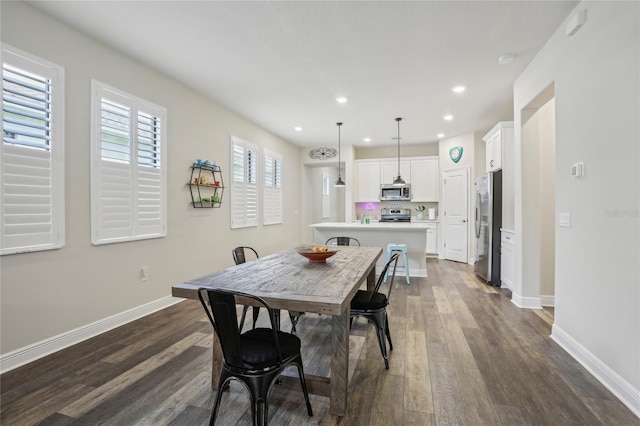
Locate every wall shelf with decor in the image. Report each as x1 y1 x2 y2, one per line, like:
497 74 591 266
187 164 224 208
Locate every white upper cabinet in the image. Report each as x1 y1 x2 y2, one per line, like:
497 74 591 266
410 157 439 202
354 156 439 203
483 121 513 173
380 160 411 185
354 160 381 202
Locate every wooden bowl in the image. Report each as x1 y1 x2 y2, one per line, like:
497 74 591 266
296 246 337 263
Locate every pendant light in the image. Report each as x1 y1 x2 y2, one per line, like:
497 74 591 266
334 122 346 187
393 117 405 185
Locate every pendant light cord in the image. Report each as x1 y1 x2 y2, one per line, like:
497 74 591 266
338 122 342 178
397 118 401 177
334 122 345 187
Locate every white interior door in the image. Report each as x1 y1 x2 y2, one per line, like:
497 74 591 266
443 168 469 263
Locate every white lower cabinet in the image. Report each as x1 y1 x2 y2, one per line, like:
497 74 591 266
500 229 515 289
426 223 437 256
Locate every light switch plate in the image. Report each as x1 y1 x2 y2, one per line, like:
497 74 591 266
571 162 584 178
559 212 571 227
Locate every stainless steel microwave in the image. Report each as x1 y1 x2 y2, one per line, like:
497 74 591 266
380 184 411 201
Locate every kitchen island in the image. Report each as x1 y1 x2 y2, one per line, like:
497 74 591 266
309 221 433 277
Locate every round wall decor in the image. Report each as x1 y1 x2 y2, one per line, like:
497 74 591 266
308 147 337 160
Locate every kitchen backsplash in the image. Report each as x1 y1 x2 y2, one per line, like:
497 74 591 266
354 201 438 220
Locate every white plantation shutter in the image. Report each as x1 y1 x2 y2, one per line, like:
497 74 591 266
230 136 258 228
322 173 330 219
1 46 65 255
263 149 282 225
91 80 166 244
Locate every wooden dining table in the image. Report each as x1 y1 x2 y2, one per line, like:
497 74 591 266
171 245 382 417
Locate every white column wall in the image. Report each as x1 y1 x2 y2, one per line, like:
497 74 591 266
513 0 639 409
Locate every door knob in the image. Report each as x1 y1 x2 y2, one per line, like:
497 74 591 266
462 219 467 223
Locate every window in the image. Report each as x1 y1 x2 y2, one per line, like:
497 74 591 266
322 173 330 219
1 45 65 255
90 80 167 245
230 135 258 228
263 149 282 225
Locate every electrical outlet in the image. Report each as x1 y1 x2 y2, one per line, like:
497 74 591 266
140 267 149 282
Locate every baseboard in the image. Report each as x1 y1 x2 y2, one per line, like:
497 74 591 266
540 294 555 307
551 324 640 418
501 278 513 291
408 267 427 278
0 296 184 374
375 266 427 278
510 291 542 309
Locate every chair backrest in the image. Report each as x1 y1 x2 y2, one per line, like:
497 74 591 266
369 253 399 303
232 246 259 265
198 288 282 369
325 237 361 246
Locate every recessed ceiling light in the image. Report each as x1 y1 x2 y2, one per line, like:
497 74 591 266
364 137 371 142
336 97 348 104
294 126 302 132
452 86 466 93
443 115 453 121
437 133 445 138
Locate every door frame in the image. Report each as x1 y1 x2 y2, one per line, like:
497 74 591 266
442 166 471 263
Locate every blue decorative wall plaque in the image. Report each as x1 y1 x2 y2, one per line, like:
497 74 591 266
449 146 463 163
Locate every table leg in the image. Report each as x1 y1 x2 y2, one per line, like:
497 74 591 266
211 331 222 390
330 307 349 416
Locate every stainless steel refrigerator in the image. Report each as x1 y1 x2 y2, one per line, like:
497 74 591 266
474 170 502 286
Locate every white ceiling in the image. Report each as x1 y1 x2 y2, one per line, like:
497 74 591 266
27 0 578 148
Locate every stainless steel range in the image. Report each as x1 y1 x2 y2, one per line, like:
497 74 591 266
380 208 411 222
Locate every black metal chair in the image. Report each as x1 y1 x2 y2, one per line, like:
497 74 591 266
198 288 313 426
232 247 300 333
232 247 261 329
325 236 361 246
350 253 399 369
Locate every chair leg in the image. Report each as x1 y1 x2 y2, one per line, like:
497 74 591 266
255 399 267 426
294 359 314 417
240 305 250 330
273 309 281 330
385 313 393 351
211 371 232 426
243 371 278 426
289 311 305 333
252 306 260 329
368 312 390 369
373 323 389 369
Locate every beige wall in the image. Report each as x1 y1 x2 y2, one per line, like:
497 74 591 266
355 143 439 160
0 2 302 354
538 99 556 301
521 109 542 301
514 0 639 395
309 166 345 225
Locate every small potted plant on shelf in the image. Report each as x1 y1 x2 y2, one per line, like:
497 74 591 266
415 205 426 220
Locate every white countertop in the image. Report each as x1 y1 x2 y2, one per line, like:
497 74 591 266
309 221 435 230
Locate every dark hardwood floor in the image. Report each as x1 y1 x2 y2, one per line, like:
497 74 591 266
2 259 637 425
